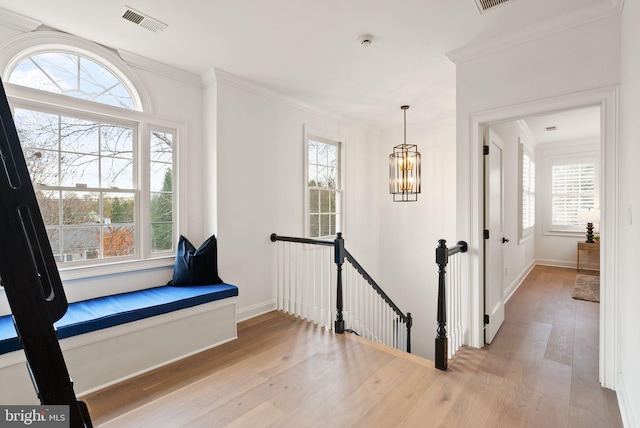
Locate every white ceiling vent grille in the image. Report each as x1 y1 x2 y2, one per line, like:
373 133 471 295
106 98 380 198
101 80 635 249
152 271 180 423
474 0 515 13
121 6 167 33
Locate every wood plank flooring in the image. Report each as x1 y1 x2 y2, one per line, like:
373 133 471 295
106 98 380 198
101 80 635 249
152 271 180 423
84 265 623 427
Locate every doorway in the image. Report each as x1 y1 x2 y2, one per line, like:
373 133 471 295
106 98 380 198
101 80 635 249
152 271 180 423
465 87 618 388
482 106 601 346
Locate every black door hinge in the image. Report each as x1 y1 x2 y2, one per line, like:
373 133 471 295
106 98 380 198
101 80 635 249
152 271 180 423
484 230 490 239
483 145 489 155
484 314 490 325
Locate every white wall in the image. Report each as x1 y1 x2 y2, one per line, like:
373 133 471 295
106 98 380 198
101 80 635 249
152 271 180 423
211 83 456 358
210 75 381 321
535 139 600 268
376 119 456 359
617 1 640 426
453 12 620 378
489 121 536 299
455 13 621 278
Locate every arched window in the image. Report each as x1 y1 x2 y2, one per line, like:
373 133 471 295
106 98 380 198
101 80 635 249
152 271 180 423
1 36 179 275
8 51 137 109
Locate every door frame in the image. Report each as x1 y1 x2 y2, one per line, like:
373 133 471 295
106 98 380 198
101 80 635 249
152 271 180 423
463 86 618 389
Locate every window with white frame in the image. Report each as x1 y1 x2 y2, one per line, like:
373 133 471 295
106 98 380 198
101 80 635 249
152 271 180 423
549 161 596 232
305 130 342 238
9 51 137 109
5 49 178 266
519 141 535 240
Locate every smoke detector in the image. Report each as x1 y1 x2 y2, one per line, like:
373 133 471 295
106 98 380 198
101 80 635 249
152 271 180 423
121 6 168 33
358 35 374 47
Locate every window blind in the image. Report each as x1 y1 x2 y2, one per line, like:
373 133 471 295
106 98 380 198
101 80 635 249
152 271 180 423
551 163 595 226
522 151 535 230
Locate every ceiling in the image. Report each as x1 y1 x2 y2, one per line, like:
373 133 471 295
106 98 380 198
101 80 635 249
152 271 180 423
0 0 612 130
522 106 601 145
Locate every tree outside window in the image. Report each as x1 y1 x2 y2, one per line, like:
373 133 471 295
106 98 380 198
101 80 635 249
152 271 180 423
7 50 177 266
307 137 341 238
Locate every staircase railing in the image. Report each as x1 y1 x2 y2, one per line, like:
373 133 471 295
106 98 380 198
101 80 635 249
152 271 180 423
271 232 412 353
435 239 468 370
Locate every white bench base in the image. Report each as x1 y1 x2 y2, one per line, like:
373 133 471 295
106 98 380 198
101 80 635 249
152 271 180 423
0 297 237 404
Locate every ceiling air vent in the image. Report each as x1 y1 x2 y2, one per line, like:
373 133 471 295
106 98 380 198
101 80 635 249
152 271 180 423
474 0 515 13
121 6 167 33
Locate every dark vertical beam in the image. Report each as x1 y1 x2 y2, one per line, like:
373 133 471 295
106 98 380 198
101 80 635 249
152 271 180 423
334 232 345 334
435 239 448 370
406 312 412 353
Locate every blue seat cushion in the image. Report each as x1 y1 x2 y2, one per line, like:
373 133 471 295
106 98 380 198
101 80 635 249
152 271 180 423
0 283 238 355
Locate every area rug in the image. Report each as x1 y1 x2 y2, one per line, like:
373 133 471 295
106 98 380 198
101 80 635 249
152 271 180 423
572 274 600 303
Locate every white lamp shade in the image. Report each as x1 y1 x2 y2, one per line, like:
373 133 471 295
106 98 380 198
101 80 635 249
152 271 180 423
577 208 601 224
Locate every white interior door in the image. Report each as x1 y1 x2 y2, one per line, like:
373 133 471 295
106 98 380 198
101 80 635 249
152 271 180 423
484 127 506 344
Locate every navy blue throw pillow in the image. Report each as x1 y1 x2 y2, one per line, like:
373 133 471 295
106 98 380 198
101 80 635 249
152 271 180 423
169 235 224 286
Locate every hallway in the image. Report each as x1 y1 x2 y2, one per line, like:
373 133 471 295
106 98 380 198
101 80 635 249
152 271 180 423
462 265 622 427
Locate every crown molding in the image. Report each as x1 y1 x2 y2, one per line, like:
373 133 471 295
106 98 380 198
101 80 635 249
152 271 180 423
0 7 41 33
446 0 623 65
611 0 625 13
200 68 217 88
117 49 202 88
211 68 343 122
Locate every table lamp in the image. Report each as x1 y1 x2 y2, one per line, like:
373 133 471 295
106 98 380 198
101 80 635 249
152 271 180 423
577 208 600 243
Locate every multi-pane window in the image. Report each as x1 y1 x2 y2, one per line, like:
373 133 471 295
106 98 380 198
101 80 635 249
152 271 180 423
150 130 174 253
9 52 137 109
520 145 535 237
6 49 177 266
15 107 137 262
307 137 341 238
551 162 596 229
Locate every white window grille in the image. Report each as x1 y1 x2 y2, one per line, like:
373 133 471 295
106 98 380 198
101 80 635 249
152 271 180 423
519 141 535 240
551 162 596 231
304 126 343 239
5 49 178 268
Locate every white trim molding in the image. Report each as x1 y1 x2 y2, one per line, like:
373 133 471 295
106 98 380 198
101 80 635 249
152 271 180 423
465 86 619 390
213 68 343 123
118 49 202 88
236 299 277 323
0 31 151 113
0 7 41 33
447 1 624 65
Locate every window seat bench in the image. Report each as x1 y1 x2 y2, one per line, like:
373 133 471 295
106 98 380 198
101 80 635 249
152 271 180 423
0 283 238 404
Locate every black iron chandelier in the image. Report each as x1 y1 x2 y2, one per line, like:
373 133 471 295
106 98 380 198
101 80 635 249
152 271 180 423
389 105 421 202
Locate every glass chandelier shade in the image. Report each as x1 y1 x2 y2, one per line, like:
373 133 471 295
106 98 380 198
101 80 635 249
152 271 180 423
389 106 421 202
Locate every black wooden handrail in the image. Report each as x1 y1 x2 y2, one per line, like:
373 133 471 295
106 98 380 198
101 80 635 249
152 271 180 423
271 232 412 353
344 250 412 329
446 241 468 257
270 233 333 247
435 239 468 371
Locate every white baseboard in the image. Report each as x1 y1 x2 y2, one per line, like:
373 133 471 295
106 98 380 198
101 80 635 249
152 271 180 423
617 374 639 428
504 260 536 303
237 299 277 322
533 258 577 269
616 373 639 428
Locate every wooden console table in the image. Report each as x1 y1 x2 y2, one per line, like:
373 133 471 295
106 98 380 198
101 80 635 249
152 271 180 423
577 241 600 271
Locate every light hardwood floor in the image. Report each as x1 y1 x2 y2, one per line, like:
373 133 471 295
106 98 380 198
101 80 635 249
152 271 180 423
84 265 623 427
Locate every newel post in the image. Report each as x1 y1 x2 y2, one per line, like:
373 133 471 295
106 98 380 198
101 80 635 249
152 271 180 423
435 239 448 370
406 312 413 353
334 233 346 334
